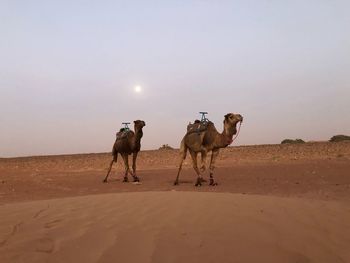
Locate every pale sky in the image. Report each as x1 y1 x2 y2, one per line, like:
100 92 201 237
1 0 349 157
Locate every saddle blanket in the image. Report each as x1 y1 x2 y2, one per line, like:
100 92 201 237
186 120 210 134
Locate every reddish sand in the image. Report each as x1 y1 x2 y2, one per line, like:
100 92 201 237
0 142 350 262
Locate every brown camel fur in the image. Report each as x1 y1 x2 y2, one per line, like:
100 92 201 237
103 120 146 183
174 113 243 186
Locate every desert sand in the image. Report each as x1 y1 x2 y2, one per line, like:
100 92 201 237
1 142 350 262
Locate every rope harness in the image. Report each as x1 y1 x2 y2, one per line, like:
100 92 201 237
229 121 242 145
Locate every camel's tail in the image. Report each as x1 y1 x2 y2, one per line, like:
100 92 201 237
179 138 187 160
174 138 187 185
112 141 119 160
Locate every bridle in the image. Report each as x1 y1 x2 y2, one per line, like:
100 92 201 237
228 120 242 145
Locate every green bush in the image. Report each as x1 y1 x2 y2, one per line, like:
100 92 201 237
329 135 350 142
281 139 305 144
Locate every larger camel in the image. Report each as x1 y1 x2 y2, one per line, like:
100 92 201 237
103 120 146 183
174 113 243 186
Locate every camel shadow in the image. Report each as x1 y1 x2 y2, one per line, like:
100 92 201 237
172 180 195 184
102 178 122 183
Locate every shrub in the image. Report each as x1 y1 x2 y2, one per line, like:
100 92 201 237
329 135 350 142
281 139 305 144
159 144 174 150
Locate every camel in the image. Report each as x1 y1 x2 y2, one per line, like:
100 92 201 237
103 120 146 183
174 113 243 186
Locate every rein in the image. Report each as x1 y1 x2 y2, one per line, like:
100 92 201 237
229 121 242 145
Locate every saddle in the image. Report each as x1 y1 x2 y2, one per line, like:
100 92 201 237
116 128 131 140
186 120 210 135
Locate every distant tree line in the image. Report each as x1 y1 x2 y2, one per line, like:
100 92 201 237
281 134 350 144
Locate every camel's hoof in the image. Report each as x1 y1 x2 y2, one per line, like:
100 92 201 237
123 177 129 183
174 181 179 186
133 176 140 182
209 179 218 186
103 179 107 183
195 179 202 187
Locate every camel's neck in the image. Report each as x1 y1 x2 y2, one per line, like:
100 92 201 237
216 123 237 148
133 127 144 145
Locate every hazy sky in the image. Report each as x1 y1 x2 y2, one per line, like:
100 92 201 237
1 0 349 157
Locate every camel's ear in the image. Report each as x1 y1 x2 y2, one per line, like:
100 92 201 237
224 113 231 120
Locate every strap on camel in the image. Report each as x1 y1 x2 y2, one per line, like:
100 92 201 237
229 121 242 144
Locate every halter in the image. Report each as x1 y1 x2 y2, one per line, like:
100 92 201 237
228 121 242 145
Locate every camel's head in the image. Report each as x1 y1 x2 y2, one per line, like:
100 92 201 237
224 113 243 125
223 113 243 132
134 120 146 129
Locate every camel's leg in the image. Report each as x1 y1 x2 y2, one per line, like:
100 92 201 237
132 151 140 182
198 151 208 183
189 150 203 186
174 139 187 185
200 150 208 172
121 153 130 182
174 156 185 185
103 154 117 183
209 149 220 186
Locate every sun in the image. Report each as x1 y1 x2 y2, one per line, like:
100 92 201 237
134 85 142 93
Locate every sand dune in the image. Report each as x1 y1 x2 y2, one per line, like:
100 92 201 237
1 191 349 263
1 142 349 262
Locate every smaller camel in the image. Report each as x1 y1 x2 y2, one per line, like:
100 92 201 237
103 120 146 183
174 113 243 186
